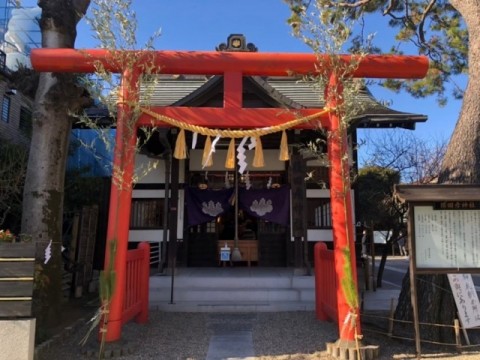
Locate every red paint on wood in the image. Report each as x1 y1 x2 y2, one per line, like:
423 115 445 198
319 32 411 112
118 242 150 326
102 69 139 342
224 71 243 109
136 242 150 324
314 242 337 322
30 49 429 79
326 73 361 341
138 107 329 129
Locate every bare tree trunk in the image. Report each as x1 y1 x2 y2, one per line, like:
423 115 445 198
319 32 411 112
395 0 480 343
21 0 90 334
375 244 388 288
395 272 456 342
439 0 480 184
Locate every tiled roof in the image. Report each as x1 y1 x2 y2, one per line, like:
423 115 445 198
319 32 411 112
136 75 426 129
89 75 426 130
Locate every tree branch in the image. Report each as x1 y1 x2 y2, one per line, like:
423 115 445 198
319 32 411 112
418 0 437 44
328 0 372 8
383 0 396 16
72 0 91 24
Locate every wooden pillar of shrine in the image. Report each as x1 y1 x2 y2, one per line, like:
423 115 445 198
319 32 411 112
102 69 139 342
326 72 361 343
290 148 308 272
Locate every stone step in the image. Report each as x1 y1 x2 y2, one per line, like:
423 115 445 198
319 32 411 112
150 300 315 313
150 287 315 303
148 273 315 312
150 275 314 289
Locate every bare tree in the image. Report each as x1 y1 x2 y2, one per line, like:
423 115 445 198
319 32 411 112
359 131 447 292
362 130 447 184
21 0 91 331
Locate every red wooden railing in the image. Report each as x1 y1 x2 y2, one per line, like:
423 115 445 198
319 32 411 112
122 242 150 325
314 242 338 322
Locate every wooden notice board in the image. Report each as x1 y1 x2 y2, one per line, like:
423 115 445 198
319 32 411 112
394 184 480 357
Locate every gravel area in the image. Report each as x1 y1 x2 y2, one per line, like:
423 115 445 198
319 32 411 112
36 311 480 360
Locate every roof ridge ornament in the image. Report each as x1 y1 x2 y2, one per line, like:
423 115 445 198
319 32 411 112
216 34 258 52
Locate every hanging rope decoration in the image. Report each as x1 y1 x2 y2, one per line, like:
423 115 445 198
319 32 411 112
141 107 333 169
225 138 236 169
202 136 213 167
253 136 264 167
173 128 187 159
279 130 289 161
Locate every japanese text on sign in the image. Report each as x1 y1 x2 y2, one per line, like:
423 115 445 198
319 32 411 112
414 206 480 269
447 274 480 329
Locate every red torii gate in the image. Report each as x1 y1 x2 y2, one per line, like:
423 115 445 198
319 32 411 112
31 49 428 345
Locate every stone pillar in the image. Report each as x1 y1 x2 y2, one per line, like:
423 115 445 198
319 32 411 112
0 319 35 360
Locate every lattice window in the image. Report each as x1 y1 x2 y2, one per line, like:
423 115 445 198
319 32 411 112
307 198 332 229
130 198 164 229
205 220 217 233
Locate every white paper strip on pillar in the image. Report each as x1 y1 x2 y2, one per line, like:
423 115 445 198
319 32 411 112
202 135 221 169
192 132 198 149
44 239 52 264
248 136 256 150
237 137 249 174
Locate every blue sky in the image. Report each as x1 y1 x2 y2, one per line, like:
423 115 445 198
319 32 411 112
52 1 466 149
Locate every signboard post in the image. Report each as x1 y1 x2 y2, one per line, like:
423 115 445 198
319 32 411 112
394 185 480 358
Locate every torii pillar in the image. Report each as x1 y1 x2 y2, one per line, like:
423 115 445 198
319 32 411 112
30 49 428 350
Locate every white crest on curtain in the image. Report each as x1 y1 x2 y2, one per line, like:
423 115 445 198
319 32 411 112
250 198 273 216
201 201 224 217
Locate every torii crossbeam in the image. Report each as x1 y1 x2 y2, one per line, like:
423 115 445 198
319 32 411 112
31 49 428 345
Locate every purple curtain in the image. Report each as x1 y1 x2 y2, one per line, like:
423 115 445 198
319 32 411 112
238 185 290 226
185 187 234 226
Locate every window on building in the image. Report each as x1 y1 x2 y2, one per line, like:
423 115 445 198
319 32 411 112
205 220 217 233
1 96 10 123
19 107 32 136
307 198 332 229
130 198 164 229
188 220 217 234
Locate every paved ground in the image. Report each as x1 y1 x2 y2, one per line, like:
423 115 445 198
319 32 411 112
34 262 480 359
35 309 480 360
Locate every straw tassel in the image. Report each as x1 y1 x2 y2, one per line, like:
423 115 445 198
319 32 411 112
225 138 236 169
173 128 187 160
202 135 213 167
279 130 289 161
253 136 265 168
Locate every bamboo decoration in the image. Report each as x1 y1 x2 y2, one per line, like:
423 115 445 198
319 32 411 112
253 136 264 168
173 128 187 159
202 135 213 167
225 138 236 169
279 130 289 161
